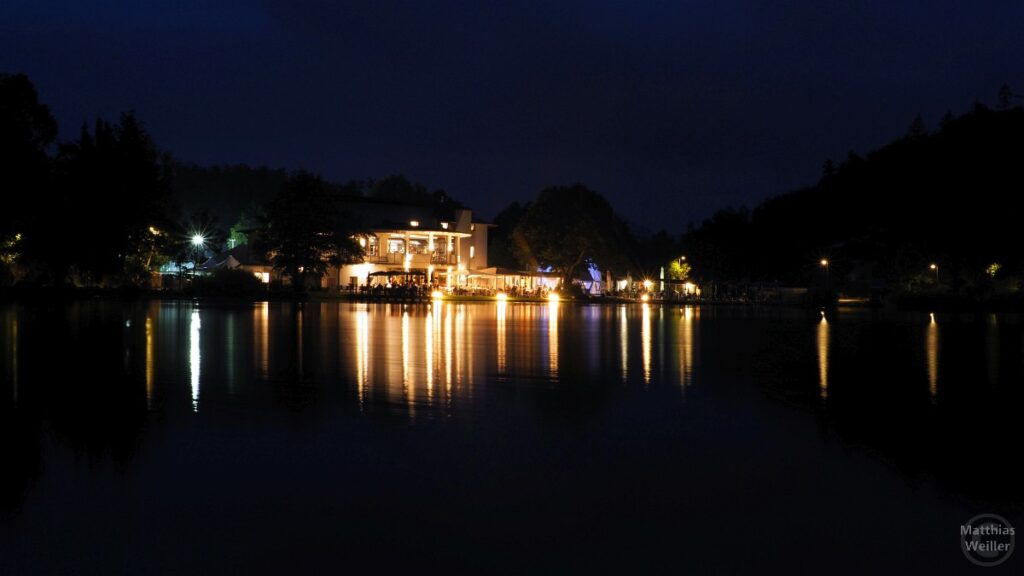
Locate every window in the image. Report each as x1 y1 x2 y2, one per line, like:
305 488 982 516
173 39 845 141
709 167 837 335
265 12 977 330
367 236 378 256
470 245 475 259
408 238 430 254
388 239 405 254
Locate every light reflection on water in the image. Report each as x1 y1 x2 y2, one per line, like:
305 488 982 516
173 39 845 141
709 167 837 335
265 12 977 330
189 307 200 413
927 313 938 399
4 302 1024 422
3 301 1024 575
817 311 829 401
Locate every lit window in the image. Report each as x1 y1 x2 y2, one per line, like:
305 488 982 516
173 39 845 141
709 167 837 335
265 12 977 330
408 238 430 254
471 224 476 231
441 222 448 230
388 239 405 254
470 246 475 259
410 220 420 227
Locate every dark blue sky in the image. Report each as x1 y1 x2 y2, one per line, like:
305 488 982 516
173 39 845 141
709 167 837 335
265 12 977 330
3 1 1023 230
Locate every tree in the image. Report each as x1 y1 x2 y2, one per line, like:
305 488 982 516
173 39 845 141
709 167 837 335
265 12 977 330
260 171 363 290
513 184 628 286
668 259 691 281
998 83 1014 110
488 201 528 269
46 114 172 285
0 73 57 272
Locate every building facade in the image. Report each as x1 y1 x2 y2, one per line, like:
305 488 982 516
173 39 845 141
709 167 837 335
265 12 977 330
336 204 492 290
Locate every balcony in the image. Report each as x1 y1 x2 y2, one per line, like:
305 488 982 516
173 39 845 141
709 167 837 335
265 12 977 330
372 252 457 266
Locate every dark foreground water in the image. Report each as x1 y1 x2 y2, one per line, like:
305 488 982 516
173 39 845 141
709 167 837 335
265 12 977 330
0 300 1021 574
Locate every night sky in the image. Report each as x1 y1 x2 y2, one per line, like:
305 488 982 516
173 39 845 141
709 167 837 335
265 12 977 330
3 1 1023 230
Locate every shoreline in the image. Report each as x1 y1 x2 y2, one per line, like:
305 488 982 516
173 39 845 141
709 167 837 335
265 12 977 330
4 286 1024 312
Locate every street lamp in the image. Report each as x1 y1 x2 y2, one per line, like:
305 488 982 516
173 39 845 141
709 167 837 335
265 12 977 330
929 263 938 284
191 234 205 278
820 259 830 287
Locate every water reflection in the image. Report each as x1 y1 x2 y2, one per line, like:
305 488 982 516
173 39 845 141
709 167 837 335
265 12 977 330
402 310 413 417
619 306 628 383
496 300 507 374
355 308 369 410
30 301 1019 423
189 308 201 412
548 299 559 377
145 314 154 409
641 303 652 385
679 306 695 388
987 314 999 387
817 311 829 401
2 308 17 404
255 302 269 379
926 313 938 399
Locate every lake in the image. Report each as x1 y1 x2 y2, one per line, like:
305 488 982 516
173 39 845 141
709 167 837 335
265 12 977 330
1 300 1021 573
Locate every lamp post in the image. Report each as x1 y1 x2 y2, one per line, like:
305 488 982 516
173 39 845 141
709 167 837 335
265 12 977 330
820 259 830 288
929 263 938 284
191 234 205 279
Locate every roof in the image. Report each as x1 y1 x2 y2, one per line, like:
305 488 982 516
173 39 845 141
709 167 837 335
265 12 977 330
198 243 269 270
340 200 461 233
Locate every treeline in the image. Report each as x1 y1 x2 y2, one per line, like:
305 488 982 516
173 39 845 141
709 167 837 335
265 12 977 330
489 96 1024 299
680 100 1024 296
0 72 461 290
6 68 1023 299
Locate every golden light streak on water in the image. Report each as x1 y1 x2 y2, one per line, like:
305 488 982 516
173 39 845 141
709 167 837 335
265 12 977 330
255 302 269 379
641 303 651 386
402 310 413 418
927 313 938 399
548 299 559 377
145 315 154 409
620 306 628 383
817 312 829 401
679 306 694 388
496 300 507 374
356 308 369 411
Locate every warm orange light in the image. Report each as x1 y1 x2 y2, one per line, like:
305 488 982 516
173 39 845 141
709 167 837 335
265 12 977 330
548 292 560 303
820 259 829 267
496 292 508 301
929 263 937 270
431 290 444 300
640 293 650 303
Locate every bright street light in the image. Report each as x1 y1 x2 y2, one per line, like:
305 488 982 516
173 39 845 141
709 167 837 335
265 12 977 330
191 234 205 247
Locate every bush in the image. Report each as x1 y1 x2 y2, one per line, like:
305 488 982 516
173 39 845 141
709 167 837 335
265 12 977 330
191 268 267 297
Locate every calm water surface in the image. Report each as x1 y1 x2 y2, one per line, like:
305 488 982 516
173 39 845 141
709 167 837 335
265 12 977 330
0 301 1022 573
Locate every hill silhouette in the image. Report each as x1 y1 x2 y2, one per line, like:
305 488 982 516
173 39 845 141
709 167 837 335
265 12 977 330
684 102 1024 297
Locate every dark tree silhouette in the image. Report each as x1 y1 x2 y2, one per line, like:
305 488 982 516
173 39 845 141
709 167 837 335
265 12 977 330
23 112 172 286
0 73 57 281
513 184 630 286
260 171 363 290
